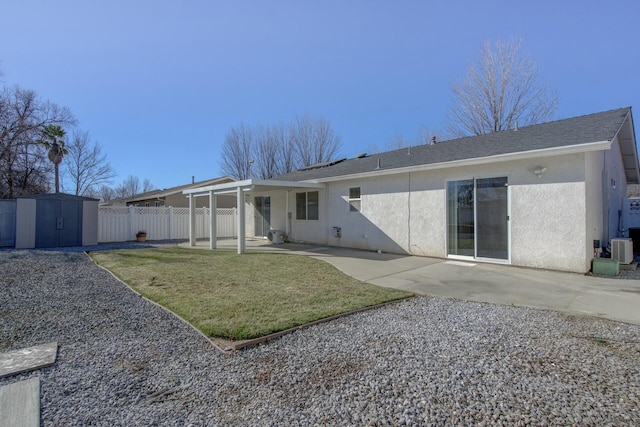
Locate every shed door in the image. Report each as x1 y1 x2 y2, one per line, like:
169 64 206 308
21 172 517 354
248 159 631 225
0 200 16 247
36 200 83 248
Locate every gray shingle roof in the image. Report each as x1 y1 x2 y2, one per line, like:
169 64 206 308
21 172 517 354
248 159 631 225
275 107 632 182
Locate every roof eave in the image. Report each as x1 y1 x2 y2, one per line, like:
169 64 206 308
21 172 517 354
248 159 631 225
183 179 325 196
309 140 613 183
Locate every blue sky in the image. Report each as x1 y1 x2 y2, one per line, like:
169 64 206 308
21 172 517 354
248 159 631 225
1 1 639 190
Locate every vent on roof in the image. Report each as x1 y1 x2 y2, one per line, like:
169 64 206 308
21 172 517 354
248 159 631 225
356 152 367 158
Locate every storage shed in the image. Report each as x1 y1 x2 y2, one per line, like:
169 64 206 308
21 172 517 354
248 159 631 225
15 193 99 249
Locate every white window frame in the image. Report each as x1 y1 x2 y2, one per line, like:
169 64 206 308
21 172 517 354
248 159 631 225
296 191 319 220
348 187 361 212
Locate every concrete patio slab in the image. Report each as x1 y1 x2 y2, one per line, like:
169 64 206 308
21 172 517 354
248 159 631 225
182 239 640 325
0 342 58 379
0 377 40 427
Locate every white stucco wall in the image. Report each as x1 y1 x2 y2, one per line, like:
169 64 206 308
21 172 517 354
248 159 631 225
604 135 628 241
508 154 587 272
408 171 446 257
585 150 604 267
245 149 615 272
322 176 410 252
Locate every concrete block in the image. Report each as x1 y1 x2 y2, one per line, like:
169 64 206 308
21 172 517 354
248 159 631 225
0 342 58 379
0 377 40 427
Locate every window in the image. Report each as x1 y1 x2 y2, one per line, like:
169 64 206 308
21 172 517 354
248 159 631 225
348 187 361 212
155 201 165 207
296 191 319 220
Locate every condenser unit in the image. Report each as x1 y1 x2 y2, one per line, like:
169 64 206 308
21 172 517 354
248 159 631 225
267 230 285 244
611 238 633 264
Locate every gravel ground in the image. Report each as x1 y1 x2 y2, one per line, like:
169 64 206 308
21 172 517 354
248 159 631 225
1 250 639 426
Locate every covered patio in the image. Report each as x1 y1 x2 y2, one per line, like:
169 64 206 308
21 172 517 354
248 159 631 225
182 179 324 253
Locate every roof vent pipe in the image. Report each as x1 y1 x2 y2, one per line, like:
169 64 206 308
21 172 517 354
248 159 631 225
431 136 436 144
376 158 381 169
514 121 518 131
407 146 411 155
192 176 195 184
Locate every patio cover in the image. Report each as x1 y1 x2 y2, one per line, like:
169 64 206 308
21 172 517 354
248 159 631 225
183 179 324 253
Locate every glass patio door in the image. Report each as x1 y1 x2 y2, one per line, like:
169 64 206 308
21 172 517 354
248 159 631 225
447 180 475 256
447 177 509 261
254 196 271 237
475 177 508 260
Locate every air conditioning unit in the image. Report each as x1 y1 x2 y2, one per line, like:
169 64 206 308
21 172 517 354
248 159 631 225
267 230 285 244
611 238 633 264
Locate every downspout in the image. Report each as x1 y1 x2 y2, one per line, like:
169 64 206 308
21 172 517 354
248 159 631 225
407 172 411 252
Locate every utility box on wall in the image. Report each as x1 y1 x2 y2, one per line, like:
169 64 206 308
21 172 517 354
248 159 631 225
15 193 99 249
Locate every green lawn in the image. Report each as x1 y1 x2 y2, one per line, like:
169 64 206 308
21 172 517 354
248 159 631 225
90 248 412 340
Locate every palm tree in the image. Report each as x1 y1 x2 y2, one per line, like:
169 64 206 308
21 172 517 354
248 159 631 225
39 125 68 193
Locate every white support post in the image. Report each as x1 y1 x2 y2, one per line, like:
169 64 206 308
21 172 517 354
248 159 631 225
237 187 245 254
189 194 196 246
209 190 217 249
128 205 135 240
167 207 173 240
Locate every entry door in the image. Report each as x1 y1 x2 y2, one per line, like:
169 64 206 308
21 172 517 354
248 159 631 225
447 177 509 261
254 196 271 237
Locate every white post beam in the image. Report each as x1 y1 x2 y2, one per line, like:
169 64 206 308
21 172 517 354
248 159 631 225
189 194 196 246
209 190 217 249
237 187 245 254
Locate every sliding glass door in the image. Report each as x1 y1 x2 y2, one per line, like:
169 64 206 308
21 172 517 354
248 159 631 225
447 177 509 261
254 196 271 237
447 180 475 256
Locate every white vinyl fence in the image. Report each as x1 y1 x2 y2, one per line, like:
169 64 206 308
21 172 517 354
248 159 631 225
98 206 237 243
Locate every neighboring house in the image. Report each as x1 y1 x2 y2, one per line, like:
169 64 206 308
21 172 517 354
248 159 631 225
102 177 237 208
184 107 639 273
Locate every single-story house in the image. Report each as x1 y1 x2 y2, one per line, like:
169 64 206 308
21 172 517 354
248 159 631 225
184 107 639 273
102 176 237 208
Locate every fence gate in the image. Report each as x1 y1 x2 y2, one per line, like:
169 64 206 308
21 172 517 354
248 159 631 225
0 200 16 247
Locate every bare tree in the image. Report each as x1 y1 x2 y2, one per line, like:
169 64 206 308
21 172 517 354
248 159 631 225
98 185 115 202
290 114 342 168
0 85 75 198
219 123 254 180
447 38 557 137
254 124 279 179
277 123 297 175
252 123 299 179
219 116 342 179
113 175 140 199
142 178 155 193
63 130 116 196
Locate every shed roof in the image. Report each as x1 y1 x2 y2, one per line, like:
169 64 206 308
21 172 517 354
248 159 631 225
275 107 637 183
16 193 99 201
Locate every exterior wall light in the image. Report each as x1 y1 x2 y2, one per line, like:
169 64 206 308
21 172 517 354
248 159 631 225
534 166 547 178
